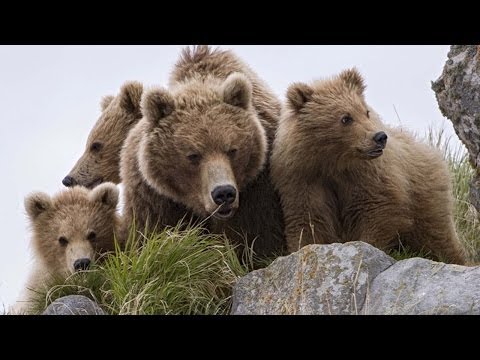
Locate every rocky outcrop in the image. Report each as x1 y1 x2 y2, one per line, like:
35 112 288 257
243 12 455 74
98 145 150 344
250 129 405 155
232 242 480 315
432 45 480 210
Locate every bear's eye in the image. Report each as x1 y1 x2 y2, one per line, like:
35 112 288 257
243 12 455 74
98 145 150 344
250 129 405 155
341 115 353 125
227 148 238 158
58 236 68 246
187 153 202 164
87 231 96 242
366 110 370 118
90 142 103 153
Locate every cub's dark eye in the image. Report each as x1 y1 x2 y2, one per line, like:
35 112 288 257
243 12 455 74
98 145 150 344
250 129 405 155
366 110 370 118
341 115 353 125
87 231 97 242
90 142 103 153
227 148 238 158
58 236 68 246
187 153 202 164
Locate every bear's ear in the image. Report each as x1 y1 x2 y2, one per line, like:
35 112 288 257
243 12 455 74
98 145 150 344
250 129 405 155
340 68 366 95
25 192 52 220
89 182 119 209
286 82 314 112
141 87 175 124
222 72 252 110
100 95 115 111
119 81 144 114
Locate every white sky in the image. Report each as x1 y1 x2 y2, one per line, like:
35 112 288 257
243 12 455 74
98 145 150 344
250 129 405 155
0 45 458 309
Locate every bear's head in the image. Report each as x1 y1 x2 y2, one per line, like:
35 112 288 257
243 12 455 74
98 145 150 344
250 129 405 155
285 68 388 170
138 72 267 220
24 183 120 275
62 81 144 188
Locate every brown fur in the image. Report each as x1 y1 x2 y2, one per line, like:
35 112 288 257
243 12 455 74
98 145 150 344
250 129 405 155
121 46 285 257
64 81 143 188
12 183 121 314
271 68 467 264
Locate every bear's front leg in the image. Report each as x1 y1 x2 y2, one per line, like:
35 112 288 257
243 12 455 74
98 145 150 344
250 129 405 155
282 184 342 254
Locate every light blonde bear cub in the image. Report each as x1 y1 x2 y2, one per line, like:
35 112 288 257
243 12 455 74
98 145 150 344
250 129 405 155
11 183 121 314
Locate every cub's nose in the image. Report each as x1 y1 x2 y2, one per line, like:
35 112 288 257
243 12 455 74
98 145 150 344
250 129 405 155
373 131 388 147
62 175 76 187
74 258 91 271
211 185 237 206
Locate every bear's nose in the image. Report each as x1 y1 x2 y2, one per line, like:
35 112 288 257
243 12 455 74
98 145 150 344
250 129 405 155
62 175 76 187
211 185 237 206
373 131 388 147
74 258 91 271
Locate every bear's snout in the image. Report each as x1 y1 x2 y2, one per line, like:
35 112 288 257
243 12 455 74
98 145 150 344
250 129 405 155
211 185 237 206
211 185 238 219
62 175 76 187
73 258 91 271
373 131 388 148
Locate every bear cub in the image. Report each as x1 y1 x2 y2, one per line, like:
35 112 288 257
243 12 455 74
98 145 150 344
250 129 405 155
271 68 467 265
12 183 121 314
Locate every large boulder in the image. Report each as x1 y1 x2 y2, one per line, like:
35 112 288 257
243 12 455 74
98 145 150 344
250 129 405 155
232 242 480 315
232 242 395 315
367 258 480 315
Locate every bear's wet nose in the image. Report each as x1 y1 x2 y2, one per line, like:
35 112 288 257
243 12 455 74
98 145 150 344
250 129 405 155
211 185 237 205
74 258 91 271
62 175 76 187
373 131 388 147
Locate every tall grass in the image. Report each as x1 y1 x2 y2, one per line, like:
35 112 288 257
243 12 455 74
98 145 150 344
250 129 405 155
29 223 249 315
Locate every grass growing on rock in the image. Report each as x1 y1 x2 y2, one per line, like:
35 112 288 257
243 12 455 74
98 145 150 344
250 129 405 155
30 223 250 315
437 133 480 264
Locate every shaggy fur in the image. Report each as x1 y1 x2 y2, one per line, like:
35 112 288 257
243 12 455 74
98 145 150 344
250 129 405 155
64 81 144 188
121 45 285 257
271 68 467 264
12 183 121 314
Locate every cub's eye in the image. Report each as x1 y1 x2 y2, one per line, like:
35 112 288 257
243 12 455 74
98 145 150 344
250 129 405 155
87 231 97 242
366 110 370 118
227 148 238 158
90 142 103 153
58 237 68 246
341 115 353 125
187 153 202 164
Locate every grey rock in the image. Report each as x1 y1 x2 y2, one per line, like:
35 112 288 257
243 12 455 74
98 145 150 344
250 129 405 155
366 258 480 315
42 295 106 315
432 45 480 210
231 242 395 315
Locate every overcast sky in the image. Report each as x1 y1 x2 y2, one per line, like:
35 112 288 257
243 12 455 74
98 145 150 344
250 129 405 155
0 45 458 309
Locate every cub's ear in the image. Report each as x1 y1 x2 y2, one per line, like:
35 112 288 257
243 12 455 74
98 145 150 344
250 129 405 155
141 87 175 124
222 72 252 110
89 182 119 209
339 68 366 95
118 81 144 114
286 82 314 112
100 95 115 111
25 192 52 220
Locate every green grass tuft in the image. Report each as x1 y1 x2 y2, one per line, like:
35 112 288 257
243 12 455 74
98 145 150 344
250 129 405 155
30 223 251 315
